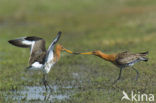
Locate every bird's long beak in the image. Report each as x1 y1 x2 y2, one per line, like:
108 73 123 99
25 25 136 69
62 48 73 54
61 46 93 55
79 52 93 55
61 47 80 54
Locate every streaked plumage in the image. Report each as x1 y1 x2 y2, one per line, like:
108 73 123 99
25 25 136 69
63 49 148 84
113 51 148 67
8 31 63 91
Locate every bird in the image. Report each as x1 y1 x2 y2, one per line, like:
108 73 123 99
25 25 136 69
8 31 66 91
63 49 148 84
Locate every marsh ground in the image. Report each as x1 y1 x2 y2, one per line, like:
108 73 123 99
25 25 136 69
0 0 156 102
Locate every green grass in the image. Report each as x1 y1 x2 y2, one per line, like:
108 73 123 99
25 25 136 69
0 0 156 102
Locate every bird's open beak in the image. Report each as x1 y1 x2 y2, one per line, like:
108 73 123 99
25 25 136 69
61 46 93 55
79 52 93 55
63 48 73 54
62 47 80 54
62 46 74 54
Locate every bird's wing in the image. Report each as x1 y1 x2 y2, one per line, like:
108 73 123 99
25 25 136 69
8 36 47 65
8 37 33 48
8 36 44 52
45 31 62 64
27 38 47 65
116 52 140 65
29 48 46 65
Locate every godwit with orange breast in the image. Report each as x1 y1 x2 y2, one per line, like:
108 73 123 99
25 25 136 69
63 49 148 84
8 31 67 91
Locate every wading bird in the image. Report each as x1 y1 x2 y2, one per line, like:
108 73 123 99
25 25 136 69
63 49 148 84
8 31 67 91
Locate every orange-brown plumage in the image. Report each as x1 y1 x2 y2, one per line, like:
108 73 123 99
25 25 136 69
53 44 75 62
53 44 63 62
91 50 117 62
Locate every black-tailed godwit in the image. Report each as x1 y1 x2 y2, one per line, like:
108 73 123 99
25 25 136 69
63 49 148 84
8 31 66 91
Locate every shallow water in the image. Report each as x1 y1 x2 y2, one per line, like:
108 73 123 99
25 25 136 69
3 85 72 102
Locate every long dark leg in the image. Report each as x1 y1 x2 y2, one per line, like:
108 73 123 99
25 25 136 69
42 74 52 92
113 68 123 84
47 82 52 92
132 67 139 80
43 74 48 91
45 74 52 91
44 92 51 101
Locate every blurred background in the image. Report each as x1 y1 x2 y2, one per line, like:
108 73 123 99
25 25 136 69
0 0 156 102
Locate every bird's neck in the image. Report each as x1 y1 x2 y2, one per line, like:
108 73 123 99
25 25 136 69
96 52 116 62
54 48 61 62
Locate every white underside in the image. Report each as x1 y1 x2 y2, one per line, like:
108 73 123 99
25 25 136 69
28 60 56 74
44 61 56 73
128 62 135 66
22 40 33 45
22 40 35 54
124 59 142 67
32 62 43 68
43 39 56 74
28 62 44 71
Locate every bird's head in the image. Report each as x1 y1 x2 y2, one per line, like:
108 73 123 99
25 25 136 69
54 44 64 61
56 44 64 51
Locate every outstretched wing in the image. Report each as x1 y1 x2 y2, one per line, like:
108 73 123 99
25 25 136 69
8 37 33 48
8 36 47 65
45 31 62 63
8 36 43 51
44 31 62 73
29 40 46 65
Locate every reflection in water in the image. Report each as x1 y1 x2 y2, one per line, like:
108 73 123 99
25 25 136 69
4 85 71 102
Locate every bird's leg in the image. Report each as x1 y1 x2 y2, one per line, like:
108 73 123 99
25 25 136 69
113 68 123 84
43 74 52 92
132 67 139 80
46 79 52 92
44 92 51 101
43 74 48 91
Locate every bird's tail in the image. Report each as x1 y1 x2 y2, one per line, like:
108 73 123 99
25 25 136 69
139 51 148 62
141 57 148 62
139 51 149 56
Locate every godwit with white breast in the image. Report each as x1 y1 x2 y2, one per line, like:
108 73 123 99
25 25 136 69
8 31 66 91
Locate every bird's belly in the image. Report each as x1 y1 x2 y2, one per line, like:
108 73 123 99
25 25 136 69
127 62 135 66
28 66 43 71
28 62 44 71
44 61 56 74
127 59 141 66
121 59 140 67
